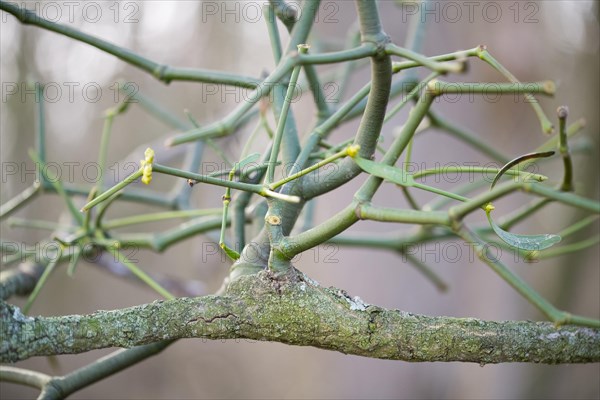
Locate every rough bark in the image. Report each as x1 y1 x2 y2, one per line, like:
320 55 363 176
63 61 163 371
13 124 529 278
2 270 598 364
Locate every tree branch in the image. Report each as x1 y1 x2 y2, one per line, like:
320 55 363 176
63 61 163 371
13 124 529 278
2 271 598 364
0 1 261 88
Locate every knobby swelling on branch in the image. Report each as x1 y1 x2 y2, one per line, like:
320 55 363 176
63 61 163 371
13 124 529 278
1 0 600 398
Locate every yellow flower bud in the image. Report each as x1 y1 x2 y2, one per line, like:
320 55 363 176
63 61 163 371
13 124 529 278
142 164 152 185
140 147 155 185
346 144 361 158
144 147 155 164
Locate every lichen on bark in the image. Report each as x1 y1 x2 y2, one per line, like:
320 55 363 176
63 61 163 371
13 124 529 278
2 270 599 364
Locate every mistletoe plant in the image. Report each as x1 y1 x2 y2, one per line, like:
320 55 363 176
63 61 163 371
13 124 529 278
1 1 599 399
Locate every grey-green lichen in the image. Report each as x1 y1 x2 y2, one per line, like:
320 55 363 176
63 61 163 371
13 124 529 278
1 270 599 364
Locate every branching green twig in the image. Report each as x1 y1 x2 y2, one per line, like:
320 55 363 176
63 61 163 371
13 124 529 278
1 2 599 398
477 46 554 134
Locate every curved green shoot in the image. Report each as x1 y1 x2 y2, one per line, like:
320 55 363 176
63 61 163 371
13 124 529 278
490 151 555 189
218 153 261 262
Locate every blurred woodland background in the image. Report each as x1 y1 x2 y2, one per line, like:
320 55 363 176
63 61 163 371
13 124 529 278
1 1 599 398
